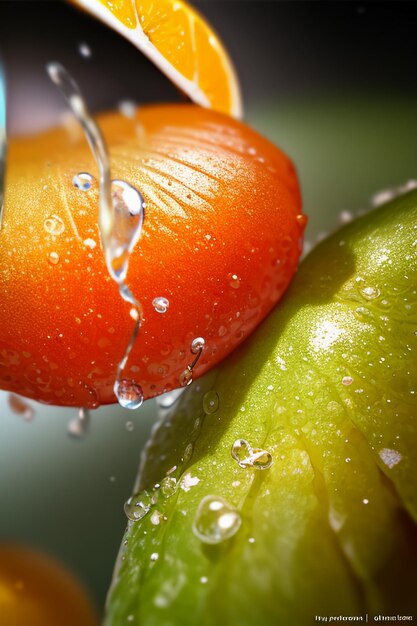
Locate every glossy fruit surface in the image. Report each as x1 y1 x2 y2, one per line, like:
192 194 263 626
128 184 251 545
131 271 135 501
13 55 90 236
105 191 417 625
0 104 303 407
0 544 98 626
70 0 242 117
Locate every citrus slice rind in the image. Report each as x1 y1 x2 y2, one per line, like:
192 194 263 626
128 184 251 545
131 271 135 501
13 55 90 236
69 0 242 118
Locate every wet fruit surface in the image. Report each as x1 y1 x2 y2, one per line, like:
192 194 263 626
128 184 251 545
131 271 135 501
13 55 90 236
0 544 98 626
0 104 303 407
105 192 417 625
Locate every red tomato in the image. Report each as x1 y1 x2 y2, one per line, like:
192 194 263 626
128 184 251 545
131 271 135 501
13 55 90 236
0 104 303 407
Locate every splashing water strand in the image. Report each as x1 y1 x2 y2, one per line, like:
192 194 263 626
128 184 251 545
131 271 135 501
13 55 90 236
0 58 7 230
47 63 145 409
179 337 205 387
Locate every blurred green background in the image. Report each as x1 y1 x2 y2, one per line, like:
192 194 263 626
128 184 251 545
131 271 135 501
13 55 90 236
1 0 417 616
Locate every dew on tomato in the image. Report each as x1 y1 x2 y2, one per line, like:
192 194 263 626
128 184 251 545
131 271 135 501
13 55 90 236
0 103 304 407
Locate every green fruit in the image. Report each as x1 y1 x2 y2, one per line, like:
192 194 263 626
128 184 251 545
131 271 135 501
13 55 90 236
105 191 417 625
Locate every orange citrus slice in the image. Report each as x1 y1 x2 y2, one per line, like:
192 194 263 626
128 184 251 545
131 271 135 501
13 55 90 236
69 0 242 118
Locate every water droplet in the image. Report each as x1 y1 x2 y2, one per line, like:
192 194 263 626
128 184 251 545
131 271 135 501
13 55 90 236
72 172 94 191
362 498 369 505
83 238 96 249
78 42 92 58
67 407 90 438
125 420 134 432
342 376 353 386
361 286 380 301
192 495 241 545
179 367 193 387
296 214 308 229
379 448 402 469
44 215 65 236
200 576 208 584
114 378 144 410
191 337 205 354
124 491 152 521
231 439 273 470
156 387 185 408
182 443 194 464
354 306 374 323
48 251 60 265
8 394 34 421
118 100 136 119
160 476 177 498
203 390 219 414
150 552 159 561
152 297 169 314
228 273 241 289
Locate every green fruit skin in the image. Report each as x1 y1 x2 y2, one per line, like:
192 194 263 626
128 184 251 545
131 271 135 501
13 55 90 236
105 191 417 626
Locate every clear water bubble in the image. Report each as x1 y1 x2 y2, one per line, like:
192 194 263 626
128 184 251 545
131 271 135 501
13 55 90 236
152 297 169 314
114 378 144 410
160 476 177 498
342 376 353 386
203 390 219 414
231 438 273 470
73 172 94 191
191 337 205 354
124 491 152 521
48 251 60 265
192 495 242 545
44 215 65 236
179 367 193 387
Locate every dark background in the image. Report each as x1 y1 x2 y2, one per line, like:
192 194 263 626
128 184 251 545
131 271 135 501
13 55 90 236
1 0 417 616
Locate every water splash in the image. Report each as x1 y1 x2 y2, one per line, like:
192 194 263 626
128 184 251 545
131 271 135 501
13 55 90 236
0 58 7 230
47 63 145 409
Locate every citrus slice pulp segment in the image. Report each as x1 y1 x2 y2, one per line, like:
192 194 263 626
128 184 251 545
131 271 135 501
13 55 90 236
69 0 242 117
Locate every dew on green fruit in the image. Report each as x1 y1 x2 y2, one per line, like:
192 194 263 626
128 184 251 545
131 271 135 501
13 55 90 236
231 439 273 470
124 491 152 521
192 495 242 545
160 476 177 498
354 306 374 323
379 448 402 469
44 215 65 236
72 172 94 191
152 297 169 314
361 286 380 300
342 376 353 386
114 379 144 410
150 552 159 562
48 251 60 265
203 390 219 414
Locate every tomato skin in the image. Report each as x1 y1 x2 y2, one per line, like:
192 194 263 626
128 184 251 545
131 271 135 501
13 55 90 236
0 544 98 626
0 104 303 407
